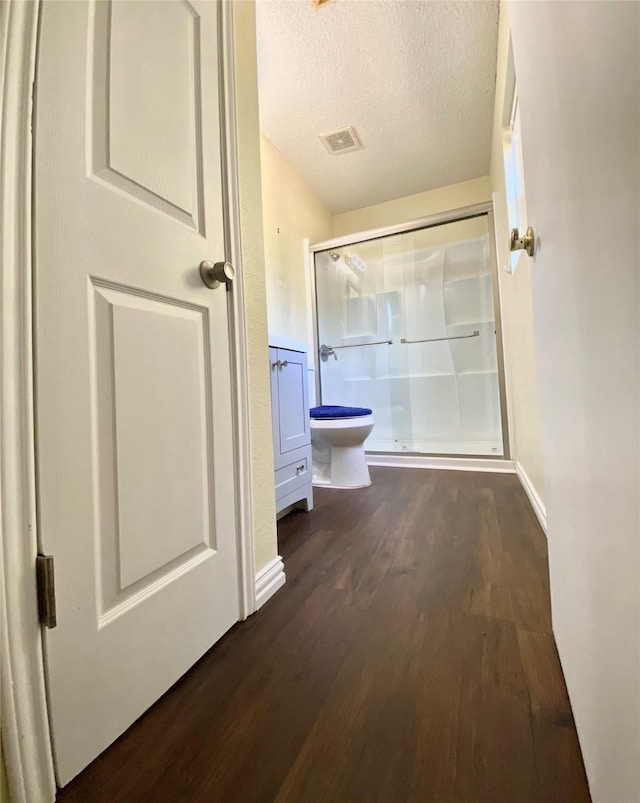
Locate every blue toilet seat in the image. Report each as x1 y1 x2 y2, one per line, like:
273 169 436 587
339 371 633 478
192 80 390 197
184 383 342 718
310 405 373 419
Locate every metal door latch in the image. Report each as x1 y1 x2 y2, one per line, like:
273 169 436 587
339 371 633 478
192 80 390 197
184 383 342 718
509 226 535 257
36 553 57 628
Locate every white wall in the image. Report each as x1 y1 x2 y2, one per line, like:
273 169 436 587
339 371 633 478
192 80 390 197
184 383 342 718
260 133 333 344
490 1 545 502
509 2 640 801
333 176 491 237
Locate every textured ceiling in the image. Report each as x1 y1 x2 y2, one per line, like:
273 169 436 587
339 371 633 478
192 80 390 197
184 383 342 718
256 0 499 214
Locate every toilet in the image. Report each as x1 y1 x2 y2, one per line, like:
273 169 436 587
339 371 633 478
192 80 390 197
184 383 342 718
309 405 374 489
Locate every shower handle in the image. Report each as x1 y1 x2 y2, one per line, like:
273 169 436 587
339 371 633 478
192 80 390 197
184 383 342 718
319 344 338 362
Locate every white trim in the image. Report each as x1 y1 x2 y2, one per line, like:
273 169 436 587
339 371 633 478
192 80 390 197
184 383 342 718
306 239 321 403
501 34 517 129
302 237 317 372
485 207 512 459
0 2 57 801
309 201 493 253
254 557 286 609
491 191 517 458
219 1 256 619
367 454 516 473
515 462 547 533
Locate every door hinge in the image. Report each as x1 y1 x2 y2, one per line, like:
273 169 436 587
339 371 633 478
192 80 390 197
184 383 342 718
31 78 36 135
36 554 57 629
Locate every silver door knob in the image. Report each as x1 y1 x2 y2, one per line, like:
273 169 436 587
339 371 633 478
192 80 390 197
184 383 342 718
199 260 235 289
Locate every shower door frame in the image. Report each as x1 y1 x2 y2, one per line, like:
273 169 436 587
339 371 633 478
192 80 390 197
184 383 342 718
308 201 511 460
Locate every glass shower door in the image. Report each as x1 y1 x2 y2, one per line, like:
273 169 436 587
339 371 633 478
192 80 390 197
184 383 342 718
314 213 505 457
314 238 394 451
389 216 503 455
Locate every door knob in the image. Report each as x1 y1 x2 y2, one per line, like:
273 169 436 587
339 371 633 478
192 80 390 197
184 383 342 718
199 260 235 289
509 227 535 258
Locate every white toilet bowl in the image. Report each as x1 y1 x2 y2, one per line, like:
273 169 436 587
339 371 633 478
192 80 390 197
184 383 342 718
310 413 374 489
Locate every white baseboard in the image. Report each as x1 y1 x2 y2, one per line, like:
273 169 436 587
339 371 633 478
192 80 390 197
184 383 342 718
255 556 286 610
367 453 516 473
515 462 547 534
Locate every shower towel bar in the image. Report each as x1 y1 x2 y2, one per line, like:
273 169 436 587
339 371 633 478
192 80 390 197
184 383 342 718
325 339 393 350
400 330 480 345
319 339 392 362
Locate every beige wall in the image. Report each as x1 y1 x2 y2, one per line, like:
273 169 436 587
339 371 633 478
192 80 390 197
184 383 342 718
333 176 491 237
490 1 545 501
260 134 333 344
233 2 277 573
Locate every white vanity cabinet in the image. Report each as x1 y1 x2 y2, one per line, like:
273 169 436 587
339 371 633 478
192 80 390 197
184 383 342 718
269 341 313 515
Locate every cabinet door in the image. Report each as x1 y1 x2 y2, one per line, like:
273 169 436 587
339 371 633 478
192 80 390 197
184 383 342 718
276 348 310 460
269 347 280 462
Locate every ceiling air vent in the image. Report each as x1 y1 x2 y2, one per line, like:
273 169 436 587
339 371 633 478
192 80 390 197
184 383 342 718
319 126 363 155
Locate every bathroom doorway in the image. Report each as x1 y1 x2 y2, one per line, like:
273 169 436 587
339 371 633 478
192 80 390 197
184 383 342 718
310 204 509 458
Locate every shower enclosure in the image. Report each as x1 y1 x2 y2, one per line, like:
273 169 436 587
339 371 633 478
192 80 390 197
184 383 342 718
312 207 508 457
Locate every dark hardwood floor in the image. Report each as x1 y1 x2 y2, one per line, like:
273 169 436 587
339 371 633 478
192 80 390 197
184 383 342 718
57 467 590 803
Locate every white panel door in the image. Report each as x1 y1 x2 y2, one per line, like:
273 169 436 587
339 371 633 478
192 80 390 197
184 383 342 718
509 4 639 802
34 0 240 785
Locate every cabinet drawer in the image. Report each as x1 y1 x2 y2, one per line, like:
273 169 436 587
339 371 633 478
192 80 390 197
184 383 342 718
275 456 310 500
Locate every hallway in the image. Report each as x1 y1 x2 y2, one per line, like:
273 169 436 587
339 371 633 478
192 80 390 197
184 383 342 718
57 467 590 802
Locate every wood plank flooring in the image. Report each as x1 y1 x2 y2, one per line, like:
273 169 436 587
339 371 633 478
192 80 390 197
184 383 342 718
57 467 591 803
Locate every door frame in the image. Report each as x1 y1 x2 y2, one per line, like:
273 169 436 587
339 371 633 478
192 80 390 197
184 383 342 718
0 2 255 800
